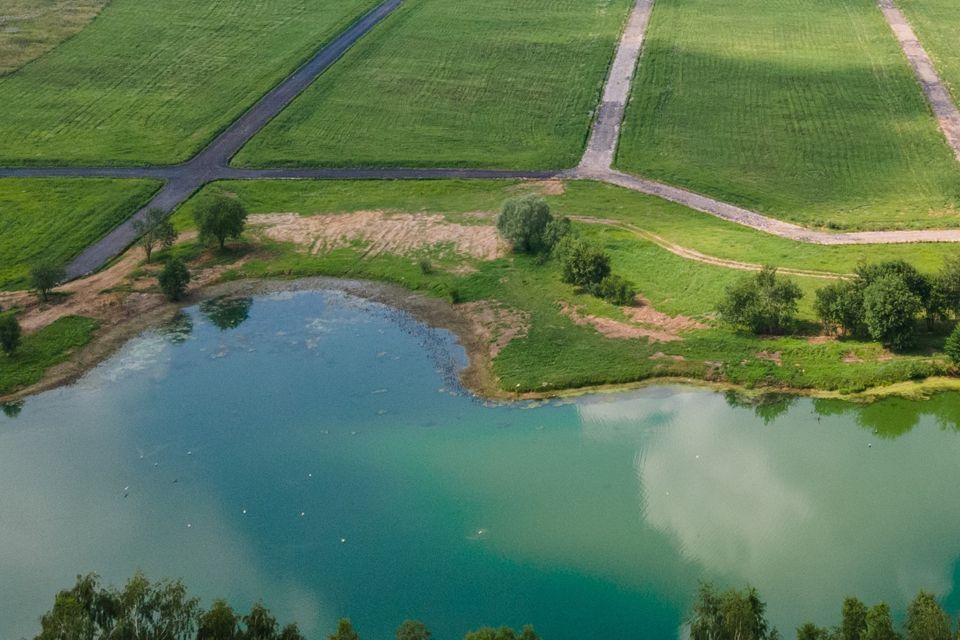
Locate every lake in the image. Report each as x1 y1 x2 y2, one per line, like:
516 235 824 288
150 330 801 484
2 288 959 639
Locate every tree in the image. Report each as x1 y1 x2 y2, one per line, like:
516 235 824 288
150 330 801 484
689 582 772 640
945 323 960 365
840 597 868 640
904 592 952 640
194 195 248 250
796 623 831 640
717 266 803 335
396 620 432 640
279 624 307 640
463 626 539 640
198 600 240 640
934 255 960 318
863 603 899 640
30 261 66 302
0 313 21 356
158 258 191 301
241 602 278 640
815 280 865 336
133 208 178 262
558 237 610 289
496 196 568 255
329 618 360 640
862 274 922 350
596 274 636 305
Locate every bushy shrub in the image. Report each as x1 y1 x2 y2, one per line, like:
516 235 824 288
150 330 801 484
595 274 636 305
945 324 960 366
862 274 922 350
158 258 191 301
557 237 610 288
814 280 864 335
496 196 569 255
0 313 21 356
717 266 803 334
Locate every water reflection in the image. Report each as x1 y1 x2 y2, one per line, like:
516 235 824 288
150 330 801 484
199 296 253 331
1 400 22 418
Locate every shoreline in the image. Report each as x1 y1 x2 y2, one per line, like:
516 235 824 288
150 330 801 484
5 275 960 406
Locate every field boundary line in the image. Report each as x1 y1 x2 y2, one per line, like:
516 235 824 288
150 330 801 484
878 0 960 161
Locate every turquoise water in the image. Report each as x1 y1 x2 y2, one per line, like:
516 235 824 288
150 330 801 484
2 289 960 639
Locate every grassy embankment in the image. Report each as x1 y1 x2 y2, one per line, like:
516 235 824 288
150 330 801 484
0 0 379 166
170 180 960 396
0 178 161 290
233 0 633 170
0 0 108 75
616 0 960 231
898 0 960 106
0 316 98 397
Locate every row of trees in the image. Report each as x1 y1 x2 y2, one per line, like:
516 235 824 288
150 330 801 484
689 582 957 640
717 259 960 362
34 572 540 640
496 196 636 305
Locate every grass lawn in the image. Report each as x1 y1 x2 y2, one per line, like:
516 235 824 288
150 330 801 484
897 0 960 107
170 179 953 395
0 315 98 396
234 0 633 170
0 0 107 75
616 0 960 231
0 178 160 290
0 0 379 166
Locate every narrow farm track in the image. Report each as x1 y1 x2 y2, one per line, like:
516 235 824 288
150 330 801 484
879 0 960 161
572 217 850 280
8 0 960 285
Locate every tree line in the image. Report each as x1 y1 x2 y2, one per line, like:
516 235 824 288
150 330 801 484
689 582 957 640
33 572 541 640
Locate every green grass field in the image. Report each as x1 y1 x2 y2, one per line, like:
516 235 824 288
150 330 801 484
898 0 960 107
616 0 960 231
0 0 378 166
0 0 107 75
0 315 98 396
0 178 160 290
234 0 633 169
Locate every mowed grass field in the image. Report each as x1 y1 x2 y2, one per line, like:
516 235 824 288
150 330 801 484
0 0 379 166
0 178 160 290
234 0 634 170
616 0 960 231
898 0 960 106
0 0 107 75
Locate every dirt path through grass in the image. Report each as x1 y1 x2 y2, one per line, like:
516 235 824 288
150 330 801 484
879 0 960 161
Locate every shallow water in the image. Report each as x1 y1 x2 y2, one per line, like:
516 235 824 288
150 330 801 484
1 290 959 639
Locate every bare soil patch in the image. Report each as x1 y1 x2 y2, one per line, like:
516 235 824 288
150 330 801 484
458 301 529 360
560 298 701 343
843 352 865 364
756 350 783 366
650 351 686 362
250 211 505 260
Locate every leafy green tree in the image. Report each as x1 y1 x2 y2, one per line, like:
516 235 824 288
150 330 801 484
329 618 360 640
558 237 610 289
689 582 772 640
934 255 960 317
198 599 240 640
815 280 865 336
30 261 66 302
194 195 248 250
944 323 960 365
863 603 899 640
133 207 178 262
241 602 278 640
596 274 636 305
840 597 868 640
862 274 922 350
796 623 831 640
0 313 21 356
158 258 191 301
718 266 803 334
279 624 307 640
496 196 568 255
904 592 952 640
396 619 432 640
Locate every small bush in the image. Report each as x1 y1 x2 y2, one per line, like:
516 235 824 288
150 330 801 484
418 259 434 275
945 324 960 366
595 275 636 306
557 237 610 289
158 258 191 301
717 266 803 334
0 314 21 356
